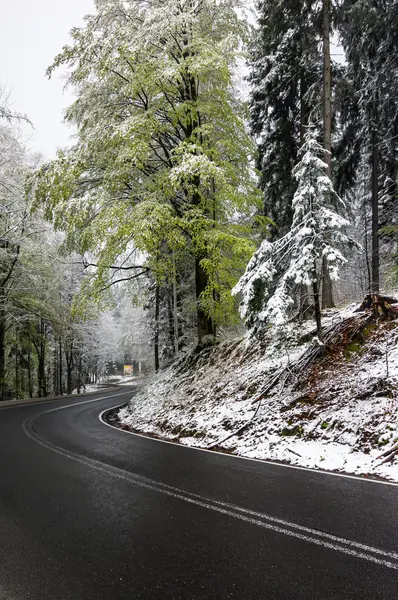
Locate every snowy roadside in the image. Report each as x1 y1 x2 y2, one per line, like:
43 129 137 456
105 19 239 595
72 375 137 394
118 307 398 482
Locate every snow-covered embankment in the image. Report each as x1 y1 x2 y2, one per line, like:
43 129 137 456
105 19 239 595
118 306 398 482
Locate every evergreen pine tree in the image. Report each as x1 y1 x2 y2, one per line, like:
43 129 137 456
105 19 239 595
249 0 323 237
339 0 398 291
234 129 351 341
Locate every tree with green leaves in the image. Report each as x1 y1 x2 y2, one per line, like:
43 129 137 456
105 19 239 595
0 95 30 397
32 0 260 346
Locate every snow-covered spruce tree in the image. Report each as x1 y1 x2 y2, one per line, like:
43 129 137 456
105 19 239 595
233 129 351 343
32 0 259 347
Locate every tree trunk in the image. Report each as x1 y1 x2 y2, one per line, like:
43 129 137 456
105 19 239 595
65 343 74 395
299 285 311 322
0 306 6 401
14 341 19 399
59 341 63 396
172 251 179 355
191 185 215 345
300 71 308 147
37 321 47 398
167 294 174 354
322 257 334 308
363 171 372 292
180 40 215 347
371 126 380 293
195 258 215 344
66 364 73 395
15 336 20 399
312 276 324 344
321 0 334 309
154 284 160 373
77 355 82 394
323 0 332 175
53 340 59 396
27 343 33 399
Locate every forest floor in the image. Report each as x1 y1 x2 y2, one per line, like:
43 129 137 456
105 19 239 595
117 302 398 482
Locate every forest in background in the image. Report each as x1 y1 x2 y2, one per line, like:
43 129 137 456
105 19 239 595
0 94 151 400
1 0 397 400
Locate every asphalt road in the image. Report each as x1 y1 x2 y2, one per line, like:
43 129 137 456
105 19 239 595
1 387 398 600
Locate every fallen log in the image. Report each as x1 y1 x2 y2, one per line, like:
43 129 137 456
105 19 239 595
377 444 398 465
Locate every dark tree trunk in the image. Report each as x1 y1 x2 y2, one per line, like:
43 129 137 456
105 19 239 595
154 284 160 373
66 361 73 395
65 343 74 395
323 0 332 171
37 322 47 398
59 341 63 396
53 340 59 397
0 279 8 400
172 251 179 355
371 126 380 293
191 185 215 345
299 285 311 322
167 292 174 353
15 339 19 399
321 0 334 309
300 71 308 147
77 355 82 394
363 174 372 292
195 257 215 344
0 309 6 401
312 263 324 343
180 41 215 347
322 256 334 308
66 366 73 395
313 281 324 344
27 343 33 398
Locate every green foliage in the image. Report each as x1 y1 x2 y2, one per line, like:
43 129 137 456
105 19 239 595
280 424 304 437
344 340 365 360
31 0 260 333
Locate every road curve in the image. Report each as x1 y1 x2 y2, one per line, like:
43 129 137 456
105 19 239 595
0 387 397 600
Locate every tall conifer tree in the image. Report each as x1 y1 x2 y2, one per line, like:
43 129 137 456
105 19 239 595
339 0 398 291
249 0 323 237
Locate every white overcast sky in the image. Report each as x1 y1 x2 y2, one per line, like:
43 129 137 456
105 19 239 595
1 1 343 159
1 0 95 158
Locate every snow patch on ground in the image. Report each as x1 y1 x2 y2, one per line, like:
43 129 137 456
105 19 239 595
118 306 398 482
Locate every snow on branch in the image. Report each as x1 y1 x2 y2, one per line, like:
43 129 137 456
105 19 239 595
233 127 356 336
